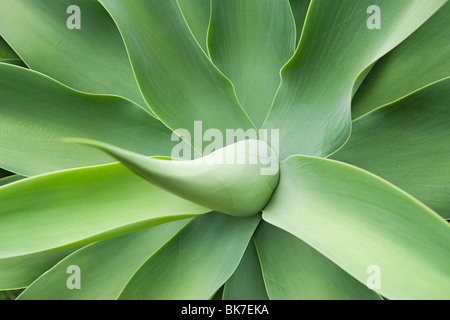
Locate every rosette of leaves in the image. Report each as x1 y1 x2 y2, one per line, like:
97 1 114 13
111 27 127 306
0 0 449 300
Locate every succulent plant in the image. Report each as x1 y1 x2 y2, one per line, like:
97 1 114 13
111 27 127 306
0 0 449 300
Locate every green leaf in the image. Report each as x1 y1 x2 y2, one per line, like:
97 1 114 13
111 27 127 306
118 212 260 300
289 0 311 47
223 239 269 300
69 138 279 217
208 0 296 127
0 63 176 176
333 78 450 218
0 0 146 106
0 162 209 259
254 222 380 300
18 220 190 300
352 2 450 118
263 155 450 299
177 0 210 53
262 0 446 159
99 0 255 138
0 247 77 290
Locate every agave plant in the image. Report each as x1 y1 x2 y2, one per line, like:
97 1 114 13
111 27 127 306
0 0 449 301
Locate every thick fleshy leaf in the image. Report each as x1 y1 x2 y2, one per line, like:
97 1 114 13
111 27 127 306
289 0 311 46
177 0 210 53
0 162 209 259
208 0 296 127
0 63 176 176
0 247 77 290
0 0 145 106
263 156 450 299
352 2 450 118
99 0 255 138
118 212 260 300
254 222 380 300
0 37 26 67
333 78 450 218
69 138 279 217
222 239 268 300
18 220 190 300
262 0 446 159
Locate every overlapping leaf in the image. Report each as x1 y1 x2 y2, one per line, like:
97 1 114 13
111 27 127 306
263 156 450 299
254 222 380 300
0 63 176 176
289 0 311 46
0 163 209 259
18 220 190 300
352 2 450 118
333 78 450 218
118 213 260 300
177 0 210 53
0 247 77 290
223 239 269 300
208 0 296 127
263 0 446 158
99 0 255 142
0 0 146 106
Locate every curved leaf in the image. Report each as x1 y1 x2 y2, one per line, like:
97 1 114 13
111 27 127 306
223 239 269 300
263 155 450 299
254 222 380 300
0 247 77 290
0 0 145 106
289 0 311 47
0 162 209 259
99 0 255 138
333 78 450 218
118 212 260 300
177 0 210 53
18 220 190 300
69 138 279 217
352 2 450 118
262 0 446 159
0 63 176 176
208 0 296 127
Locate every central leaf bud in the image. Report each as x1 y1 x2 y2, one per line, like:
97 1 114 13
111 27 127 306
71 138 280 217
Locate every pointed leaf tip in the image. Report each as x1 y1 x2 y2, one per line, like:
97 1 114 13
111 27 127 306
67 138 280 217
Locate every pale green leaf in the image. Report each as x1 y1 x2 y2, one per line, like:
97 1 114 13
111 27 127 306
263 155 450 299
0 63 176 176
333 78 450 218
263 0 446 159
208 0 296 127
0 0 146 106
118 212 260 300
0 163 209 259
99 0 255 139
254 222 380 300
18 220 190 300
223 239 269 300
352 2 450 118
177 0 210 53
68 138 279 217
